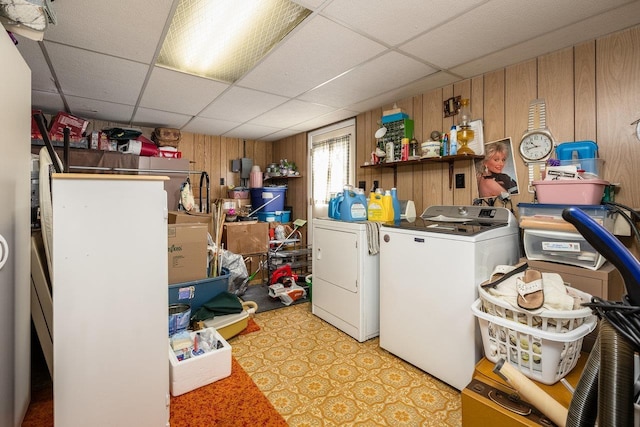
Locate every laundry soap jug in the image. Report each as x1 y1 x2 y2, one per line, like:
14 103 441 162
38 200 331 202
367 191 385 221
391 188 401 223
382 190 394 222
340 185 367 222
329 192 343 220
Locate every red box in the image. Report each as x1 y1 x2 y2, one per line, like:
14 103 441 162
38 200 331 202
48 112 89 142
31 109 44 139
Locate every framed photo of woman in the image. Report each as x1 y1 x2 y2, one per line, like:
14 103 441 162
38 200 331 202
474 137 520 198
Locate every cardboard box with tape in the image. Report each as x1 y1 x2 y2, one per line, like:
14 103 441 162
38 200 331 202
168 223 208 285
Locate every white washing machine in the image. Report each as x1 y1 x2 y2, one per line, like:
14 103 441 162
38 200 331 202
312 218 380 342
379 205 519 390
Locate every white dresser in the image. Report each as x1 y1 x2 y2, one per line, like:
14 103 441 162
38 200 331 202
52 173 170 426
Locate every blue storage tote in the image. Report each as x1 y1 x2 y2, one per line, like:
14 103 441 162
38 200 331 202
250 187 286 212
168 269 230 312
257 210 291 223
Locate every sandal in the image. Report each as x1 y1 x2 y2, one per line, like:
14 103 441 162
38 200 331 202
516 269 545 310
480 261 528 289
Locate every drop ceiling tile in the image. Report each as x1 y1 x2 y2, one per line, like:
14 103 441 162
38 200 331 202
290 108 359 132
223 123 282 140
401 0 637 70
200 87 288 121
182 116 241 137
250 99 336 128
321 0 485 46
133 107 192 129
299 51 437 107
451 1 640 78
262 128 303 141
238 15 387 97
44 0 174 63
140 67 229 115
31 90 65 114
44 42 148 105
290 0 326 11
65 95 135 124
14 36 58 93
346 71 461 114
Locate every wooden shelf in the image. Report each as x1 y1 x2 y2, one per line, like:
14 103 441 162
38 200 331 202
361 154 483 188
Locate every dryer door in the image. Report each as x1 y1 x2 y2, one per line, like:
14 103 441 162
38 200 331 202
313 226 359 293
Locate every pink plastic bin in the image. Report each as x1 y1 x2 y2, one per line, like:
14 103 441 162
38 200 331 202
533 179 609 205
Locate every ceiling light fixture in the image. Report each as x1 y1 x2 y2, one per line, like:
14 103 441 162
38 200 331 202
157 0 310 83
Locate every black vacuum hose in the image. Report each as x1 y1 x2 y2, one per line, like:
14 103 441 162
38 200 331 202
566 332 600 427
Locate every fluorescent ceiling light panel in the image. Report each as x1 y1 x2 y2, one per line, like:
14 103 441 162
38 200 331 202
157 0 310 83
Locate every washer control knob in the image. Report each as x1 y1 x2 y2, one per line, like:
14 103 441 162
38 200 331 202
458 206 468 216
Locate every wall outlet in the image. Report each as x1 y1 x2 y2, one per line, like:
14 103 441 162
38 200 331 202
220 178 225 185
455 174 465 189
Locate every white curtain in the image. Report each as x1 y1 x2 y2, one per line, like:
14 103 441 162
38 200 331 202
311 134 350 204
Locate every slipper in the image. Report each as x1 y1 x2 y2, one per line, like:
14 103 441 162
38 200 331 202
516 269 545 310
480 261 528 289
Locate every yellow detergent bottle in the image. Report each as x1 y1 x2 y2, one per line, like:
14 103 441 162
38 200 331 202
368 191 384 221
382 190 394 222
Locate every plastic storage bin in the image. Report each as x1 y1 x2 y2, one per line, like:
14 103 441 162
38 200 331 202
518 203 616 233
257 210 291 223
250 187 286 212
523 228 606 270
168 269 230 313
532 179 609 205
472 287 596 384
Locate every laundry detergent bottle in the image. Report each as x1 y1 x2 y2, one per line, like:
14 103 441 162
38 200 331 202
340 185 367 221
328 193 339 219
382 190 394 222
367 191 384 221
391 187 401 223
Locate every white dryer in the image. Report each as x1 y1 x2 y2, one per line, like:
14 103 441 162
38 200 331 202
379 205 520 390
312 218 380 342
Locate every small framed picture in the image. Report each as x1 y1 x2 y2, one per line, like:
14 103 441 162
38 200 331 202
474 137 520 198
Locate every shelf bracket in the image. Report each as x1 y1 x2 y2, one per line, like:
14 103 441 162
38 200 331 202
448 161 454 189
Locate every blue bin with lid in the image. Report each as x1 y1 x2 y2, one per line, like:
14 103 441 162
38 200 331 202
250 187 286 212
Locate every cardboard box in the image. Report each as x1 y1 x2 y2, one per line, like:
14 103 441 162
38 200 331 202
48 111 89 142
168 210 213 236
461 356 586 426
222 222 269 255
169 328 231 396
168 223 208 285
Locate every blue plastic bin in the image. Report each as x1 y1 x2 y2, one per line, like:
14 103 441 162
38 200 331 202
168 268 230 313
250 187 286 212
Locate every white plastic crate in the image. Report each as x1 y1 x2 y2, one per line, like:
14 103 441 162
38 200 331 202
471 298 597 385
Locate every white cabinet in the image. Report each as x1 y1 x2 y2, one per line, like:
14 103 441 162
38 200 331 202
52 173 169 427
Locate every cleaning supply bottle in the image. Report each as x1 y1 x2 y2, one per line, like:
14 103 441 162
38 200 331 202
391 187 401 223
355 188 368 216
367 191 384 221
328 193 338 219
340 185 367 222
449 125 458 156
382 190 394 222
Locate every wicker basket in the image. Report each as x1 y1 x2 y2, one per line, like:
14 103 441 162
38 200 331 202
472 287 597 385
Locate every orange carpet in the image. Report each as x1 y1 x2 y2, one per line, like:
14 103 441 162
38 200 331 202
23 318 286 427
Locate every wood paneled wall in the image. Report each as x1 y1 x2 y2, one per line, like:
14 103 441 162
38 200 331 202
94 25 640 254
89 120 274 205
356 25 640 218
271 25 640 254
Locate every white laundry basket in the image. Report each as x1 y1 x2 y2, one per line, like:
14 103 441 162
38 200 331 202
471 293 597 385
